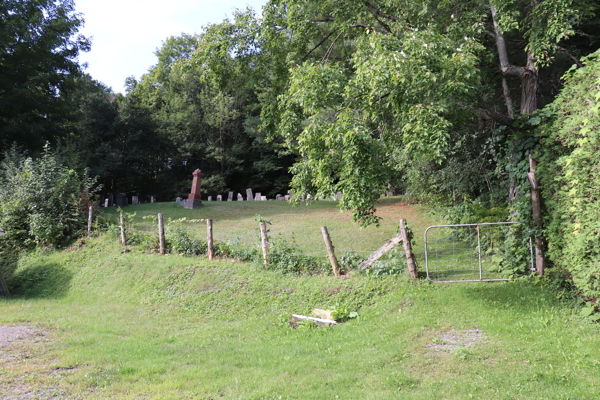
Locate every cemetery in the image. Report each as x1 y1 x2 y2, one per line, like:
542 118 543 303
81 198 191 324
1 0 598 398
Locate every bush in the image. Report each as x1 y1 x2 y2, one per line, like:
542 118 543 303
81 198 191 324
266 236 329 275
538 49 600 300
0 144 98 249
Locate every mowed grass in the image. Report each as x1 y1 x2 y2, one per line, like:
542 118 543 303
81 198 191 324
99 198 428 258
1 199 598 399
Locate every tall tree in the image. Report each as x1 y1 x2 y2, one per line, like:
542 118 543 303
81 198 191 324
0 0 90 154
262 0 598 230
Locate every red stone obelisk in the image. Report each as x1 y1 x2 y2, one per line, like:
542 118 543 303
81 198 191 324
183 169 204 209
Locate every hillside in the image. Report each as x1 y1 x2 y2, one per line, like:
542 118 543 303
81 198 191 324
1 201 598 399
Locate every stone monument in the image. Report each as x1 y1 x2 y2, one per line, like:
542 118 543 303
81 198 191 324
183 169 204 209
237 193 243 201
115 193 128 207
246 188 253 201
227 192 233 201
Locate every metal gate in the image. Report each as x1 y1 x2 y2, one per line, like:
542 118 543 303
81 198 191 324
424 222 534 282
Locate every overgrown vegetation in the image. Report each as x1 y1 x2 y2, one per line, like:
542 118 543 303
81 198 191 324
0 145 98 284
537 49 600 303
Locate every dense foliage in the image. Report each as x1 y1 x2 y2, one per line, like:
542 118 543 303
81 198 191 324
538 50 600 299
0 145 97 249
0 0 90 154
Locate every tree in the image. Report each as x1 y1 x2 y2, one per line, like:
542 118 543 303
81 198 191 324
262 0 598 230
0 0 90 154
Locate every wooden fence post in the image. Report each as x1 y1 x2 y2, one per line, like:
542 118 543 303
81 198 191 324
158 213 165 255
399 219 418 278
259 221 269 266
207 219 214 260
87 205 93 238
119 210 127 246
320 226 341 277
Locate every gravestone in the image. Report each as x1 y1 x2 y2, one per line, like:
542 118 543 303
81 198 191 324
246 188 253 201
132 196 139 205
104 199 109 207
183 169 204 209
151 196 156 203
116 193 128 207
254 193 261 201
176 197 181 203
261 196 267 201
227 192 233 201
276 194 281 201
237 193 243 201
208 196 212 201
336 192 341 201
217 195 222 201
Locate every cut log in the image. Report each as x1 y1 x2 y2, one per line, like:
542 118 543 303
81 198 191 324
291 314 337 326
358 233 403 270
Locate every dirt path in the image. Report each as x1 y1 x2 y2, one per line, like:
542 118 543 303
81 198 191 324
0 325 68 400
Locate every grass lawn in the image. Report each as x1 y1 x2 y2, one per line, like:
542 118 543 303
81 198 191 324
1 199 598 399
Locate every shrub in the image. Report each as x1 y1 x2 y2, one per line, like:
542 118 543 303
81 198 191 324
0 144 98 249
538 49 600 300
266 236 329 275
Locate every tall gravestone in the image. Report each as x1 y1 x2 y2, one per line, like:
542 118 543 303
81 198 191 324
254 193 261 201
246 188 253 201
227 192 233 201
183 169 204 209
116 193 128 207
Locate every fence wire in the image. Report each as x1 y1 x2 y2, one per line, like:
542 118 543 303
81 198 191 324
424 222 533 282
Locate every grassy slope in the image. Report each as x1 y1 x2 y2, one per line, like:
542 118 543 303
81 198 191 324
1 200 598 399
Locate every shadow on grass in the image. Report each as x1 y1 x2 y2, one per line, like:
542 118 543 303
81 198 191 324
460 279 568 314
7 262 73 298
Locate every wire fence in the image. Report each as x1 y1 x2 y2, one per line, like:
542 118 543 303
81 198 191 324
424 222 533 282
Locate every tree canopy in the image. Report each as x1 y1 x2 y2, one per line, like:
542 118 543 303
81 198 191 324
0 0 90 154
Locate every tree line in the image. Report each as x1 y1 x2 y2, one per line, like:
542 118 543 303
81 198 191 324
1 0 598 299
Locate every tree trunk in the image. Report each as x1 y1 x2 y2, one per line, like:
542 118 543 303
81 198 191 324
490 4 545 274
520 52 539 115
528 157 545 276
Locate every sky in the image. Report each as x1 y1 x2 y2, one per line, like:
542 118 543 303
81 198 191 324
75 0 268 93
